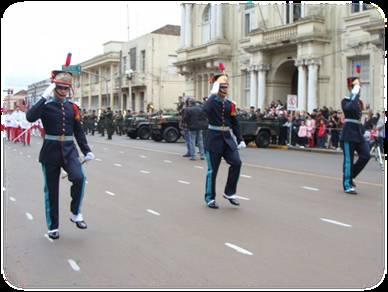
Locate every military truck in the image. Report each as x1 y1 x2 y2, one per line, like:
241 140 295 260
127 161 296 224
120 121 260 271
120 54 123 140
150 112 182 143
126 115 151 140
238 116 282 148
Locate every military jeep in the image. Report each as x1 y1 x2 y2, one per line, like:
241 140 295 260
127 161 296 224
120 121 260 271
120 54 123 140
126 115 151 140
238 115 282 148
150 112 182 143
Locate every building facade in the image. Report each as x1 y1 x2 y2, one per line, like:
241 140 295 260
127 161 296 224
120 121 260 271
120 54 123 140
74 25 185 113
3 90 28 111
26 79 51 108
176 2 385 112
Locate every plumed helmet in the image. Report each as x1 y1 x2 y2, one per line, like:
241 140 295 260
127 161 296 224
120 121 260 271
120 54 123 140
51 70 73 87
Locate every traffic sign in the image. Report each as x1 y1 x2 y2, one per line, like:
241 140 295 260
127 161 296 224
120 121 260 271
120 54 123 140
62 65 81 75
287 94 297 111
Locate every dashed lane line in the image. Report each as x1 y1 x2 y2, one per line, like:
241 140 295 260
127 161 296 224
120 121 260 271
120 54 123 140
90 140 383 187
25 212 34 220
225 243 253 256
178 180 190 185
320 218 352 228
67 259 81 272
146 209 160 216
302 186 320 192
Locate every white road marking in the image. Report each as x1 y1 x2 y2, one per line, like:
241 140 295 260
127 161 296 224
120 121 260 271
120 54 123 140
225 243 253 255
139 155 147 159
178 180 190 185
120 151 125 154
302 186 319 191
163 160 172 163
146 209 160 216
240 174 251 178
10 197 16 202
27 155 31 158
13 149 17 151
67 259 81 272
114 163 122 167
91 139 383 187
25 212 33 220
235 195 250 201
140 170 150 174
194 165 204 169
44 234 54 242
320 218 352 228
105 191 116 196
95 158 102 162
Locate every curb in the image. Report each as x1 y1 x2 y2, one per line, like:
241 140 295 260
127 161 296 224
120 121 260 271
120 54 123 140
247 143 342 154
286 145 342 155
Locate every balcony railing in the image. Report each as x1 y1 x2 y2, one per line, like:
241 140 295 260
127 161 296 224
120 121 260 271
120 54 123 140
263 26 297 42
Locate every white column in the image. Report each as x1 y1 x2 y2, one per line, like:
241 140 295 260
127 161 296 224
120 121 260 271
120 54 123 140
98 68 102 109
110 64 114 108
249 66 257 108
185 4 192 47
180 4 186 48
295 59 307 111
197 75 202 99
257 64 270 111
216 4 223 39
307 59 320 113
210 4 217 41
203 74 208 98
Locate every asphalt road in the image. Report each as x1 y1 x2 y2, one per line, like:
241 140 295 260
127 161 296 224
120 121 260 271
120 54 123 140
2 134 385 289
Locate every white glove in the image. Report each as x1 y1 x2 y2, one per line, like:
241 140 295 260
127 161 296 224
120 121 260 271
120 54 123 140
42 83 56 99
351 84 360 95
84 152 95 161
237 141 246 150
210 82 220 95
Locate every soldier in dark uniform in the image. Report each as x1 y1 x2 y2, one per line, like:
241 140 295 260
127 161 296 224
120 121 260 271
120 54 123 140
82 109 89 134
202 68 246 209
26 70 95 239
340 77 370 194
105 107 114 140
89 110 97 136
98 109 106 137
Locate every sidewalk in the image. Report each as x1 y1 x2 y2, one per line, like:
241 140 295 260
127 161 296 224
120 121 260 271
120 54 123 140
286 145 342 155
247 142 342 154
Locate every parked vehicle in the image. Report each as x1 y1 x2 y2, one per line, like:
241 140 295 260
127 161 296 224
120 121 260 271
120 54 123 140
150 112 182 143
126 114 151 140
238 115 282 148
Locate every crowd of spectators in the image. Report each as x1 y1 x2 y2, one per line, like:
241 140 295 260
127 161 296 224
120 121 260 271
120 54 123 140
236 100 385 150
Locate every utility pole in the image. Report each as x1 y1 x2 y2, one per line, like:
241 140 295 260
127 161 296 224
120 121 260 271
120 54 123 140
127 4 130 42
119 50 123 111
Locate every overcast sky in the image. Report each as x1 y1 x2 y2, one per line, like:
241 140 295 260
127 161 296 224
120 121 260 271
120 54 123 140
1 1 181 94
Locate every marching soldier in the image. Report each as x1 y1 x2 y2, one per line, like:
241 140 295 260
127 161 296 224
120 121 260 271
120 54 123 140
202 65 246 209
89 110 97 136
105 107 114 139
340 77 370 194
26 70 95 239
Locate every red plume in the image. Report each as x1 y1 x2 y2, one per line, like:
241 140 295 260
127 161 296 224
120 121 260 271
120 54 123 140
219 63 225 73
65 53 72 67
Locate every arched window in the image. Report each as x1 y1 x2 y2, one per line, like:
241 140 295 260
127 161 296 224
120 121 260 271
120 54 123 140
202 5 211 44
